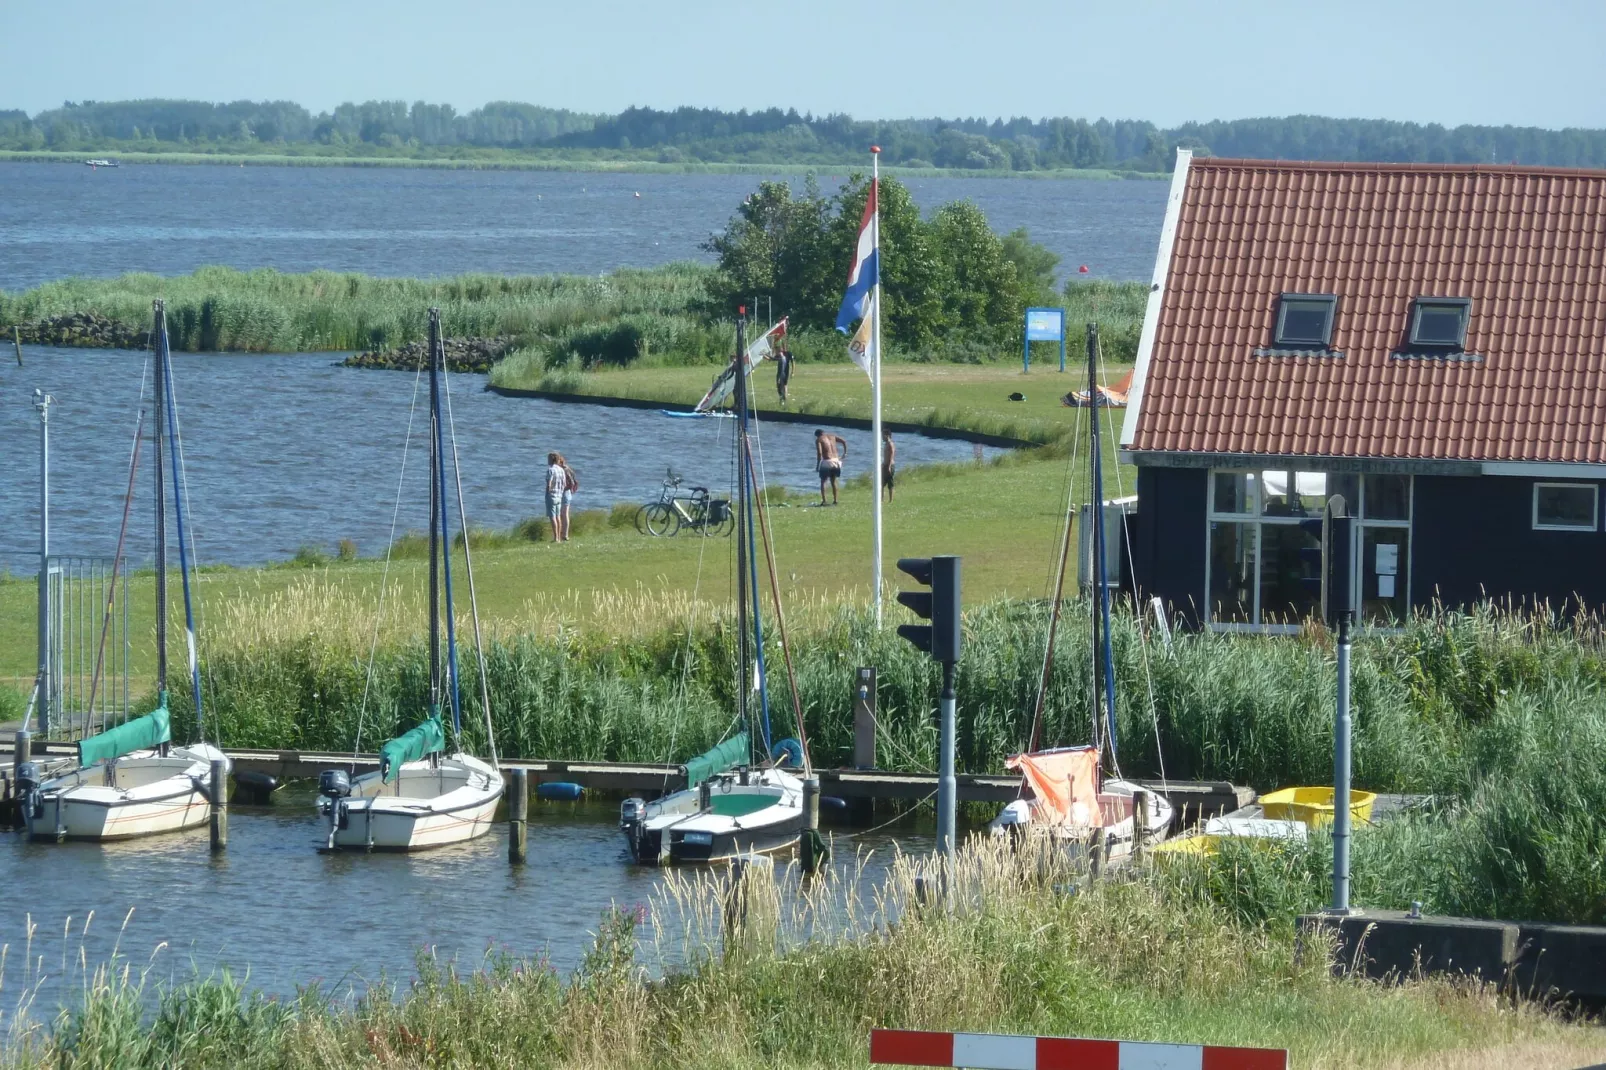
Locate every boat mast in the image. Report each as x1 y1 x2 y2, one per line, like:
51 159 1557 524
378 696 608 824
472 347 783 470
1087 322 1118 764
426 311 442 721
151 301 168 700
734 310 751 752
429 310 463 737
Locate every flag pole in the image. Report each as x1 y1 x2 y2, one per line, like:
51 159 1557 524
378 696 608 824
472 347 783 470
870 145 883 627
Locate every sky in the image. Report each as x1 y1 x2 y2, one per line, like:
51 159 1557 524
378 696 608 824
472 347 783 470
3 0 1605 129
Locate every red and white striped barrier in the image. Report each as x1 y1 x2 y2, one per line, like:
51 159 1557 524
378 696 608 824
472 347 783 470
869 1028 1287 1070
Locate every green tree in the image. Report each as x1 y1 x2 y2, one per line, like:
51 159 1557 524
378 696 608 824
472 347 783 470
1000 226 1060 305
929 202 1024 334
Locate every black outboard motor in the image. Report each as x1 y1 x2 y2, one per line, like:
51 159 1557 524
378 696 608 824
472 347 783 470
318 768 353 850
620 796 645 833
15 762 41 821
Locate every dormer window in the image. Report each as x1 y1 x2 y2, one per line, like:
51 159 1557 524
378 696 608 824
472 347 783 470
1408 298 1470 349
1274 293 1337 348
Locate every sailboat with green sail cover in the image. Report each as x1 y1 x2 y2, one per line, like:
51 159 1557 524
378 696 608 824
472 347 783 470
20 301 230 842
619 308 813 865
315 309 504 851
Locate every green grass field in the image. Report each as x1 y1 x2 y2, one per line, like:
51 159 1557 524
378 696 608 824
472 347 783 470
0 363 1132 688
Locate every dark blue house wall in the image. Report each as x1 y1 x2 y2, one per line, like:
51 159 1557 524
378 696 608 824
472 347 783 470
1130 465 1208 626
1411 475 1606 611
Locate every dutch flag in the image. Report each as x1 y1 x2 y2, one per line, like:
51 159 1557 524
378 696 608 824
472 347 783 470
834 180 878 333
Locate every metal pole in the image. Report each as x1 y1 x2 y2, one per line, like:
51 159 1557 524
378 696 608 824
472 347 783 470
34 390 51 735
936 660 957 861
152 303 168 702
1332 611 1353 912
508 767 528 864
870 146 884 627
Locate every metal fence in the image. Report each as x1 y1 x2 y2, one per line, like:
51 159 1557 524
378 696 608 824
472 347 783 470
43 555 131 740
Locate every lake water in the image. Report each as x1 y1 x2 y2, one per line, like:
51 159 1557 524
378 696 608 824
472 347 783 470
0 346 998 572
0 162 1169 292
0 796 937 1017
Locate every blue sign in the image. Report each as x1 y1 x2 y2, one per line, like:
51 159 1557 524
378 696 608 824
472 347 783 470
1025 307 1065 342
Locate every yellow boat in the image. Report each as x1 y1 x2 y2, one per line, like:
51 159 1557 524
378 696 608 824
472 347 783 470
1259 786 1375 827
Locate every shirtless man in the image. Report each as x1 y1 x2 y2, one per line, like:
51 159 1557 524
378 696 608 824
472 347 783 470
814 429 847 506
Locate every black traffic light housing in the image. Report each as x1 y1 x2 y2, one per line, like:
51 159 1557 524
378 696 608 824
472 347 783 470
895 556 961 663
1297 496 1356 626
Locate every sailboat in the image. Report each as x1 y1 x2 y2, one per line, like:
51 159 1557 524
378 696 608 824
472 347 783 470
19 301 230 842
621 310 809 865
315 309 504 851
991 322 1173 858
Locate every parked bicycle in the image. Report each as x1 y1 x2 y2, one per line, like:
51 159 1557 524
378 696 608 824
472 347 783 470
636 468 735 537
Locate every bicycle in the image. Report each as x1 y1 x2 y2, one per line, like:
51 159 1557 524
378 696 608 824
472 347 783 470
636 468 735 537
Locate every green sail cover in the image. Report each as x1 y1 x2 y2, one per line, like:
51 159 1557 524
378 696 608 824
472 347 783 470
379 715 446 782
682 731 750 787
78 704 171 766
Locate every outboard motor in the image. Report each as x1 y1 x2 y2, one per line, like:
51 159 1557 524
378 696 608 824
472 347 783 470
15 761 41 820
620 796 645 833
318 769 353 850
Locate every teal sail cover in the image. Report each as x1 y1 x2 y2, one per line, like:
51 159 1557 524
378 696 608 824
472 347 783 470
682 731 750 787
78 704 171 766
380 715 446 782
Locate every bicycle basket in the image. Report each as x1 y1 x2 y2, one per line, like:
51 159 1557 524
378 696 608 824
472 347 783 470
706 498 731 523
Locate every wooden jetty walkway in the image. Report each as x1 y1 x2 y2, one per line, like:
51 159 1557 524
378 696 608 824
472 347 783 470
1 730 1254 824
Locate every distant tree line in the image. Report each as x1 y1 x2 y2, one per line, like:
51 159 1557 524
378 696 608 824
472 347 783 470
5 99 1606 171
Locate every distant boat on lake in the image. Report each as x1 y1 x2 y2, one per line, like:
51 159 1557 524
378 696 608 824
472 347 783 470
84 159 118 168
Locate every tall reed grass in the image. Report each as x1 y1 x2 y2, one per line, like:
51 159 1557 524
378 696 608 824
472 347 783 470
6 841 1586 1069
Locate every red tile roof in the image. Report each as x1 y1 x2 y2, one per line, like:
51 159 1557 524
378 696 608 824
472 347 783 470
1126 157 1606 463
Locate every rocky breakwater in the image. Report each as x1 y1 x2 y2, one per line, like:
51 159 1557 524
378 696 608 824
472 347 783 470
9 313 148 349
342 337 513 373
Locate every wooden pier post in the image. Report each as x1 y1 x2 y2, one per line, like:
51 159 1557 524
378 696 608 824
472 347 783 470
799 776 822 874
209 758 227 851
1133 789 1151 859
508 768 528 864
850 667 877 826
9 728 29 827
13 326 21 366
723 857 749 949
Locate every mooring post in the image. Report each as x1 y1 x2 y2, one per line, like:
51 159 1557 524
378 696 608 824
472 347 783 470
208 758 227 852
799 776 822 874
13 326 22 366
10 727 29 826
723 857 749 947
853 667 877 768
508 768 528 864
1133 789 1151 859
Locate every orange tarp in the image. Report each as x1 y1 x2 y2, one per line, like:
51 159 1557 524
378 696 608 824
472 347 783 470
1004 747 1101 828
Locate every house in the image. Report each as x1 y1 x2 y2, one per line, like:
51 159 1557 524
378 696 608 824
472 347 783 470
1121 152 1606 630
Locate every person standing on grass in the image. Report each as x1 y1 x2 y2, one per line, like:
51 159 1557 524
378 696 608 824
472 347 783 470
775 345 793 406
881 430 896 503
557 452 579 543
545 451 567 542
815 429 847 506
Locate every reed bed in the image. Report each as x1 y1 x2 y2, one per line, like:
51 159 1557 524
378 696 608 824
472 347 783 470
5 841 1591 1069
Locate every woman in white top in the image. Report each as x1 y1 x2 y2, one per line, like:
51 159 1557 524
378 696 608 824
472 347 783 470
556 452 577 543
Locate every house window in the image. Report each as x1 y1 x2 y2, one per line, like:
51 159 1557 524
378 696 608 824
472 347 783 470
1206 469 1413 629
1533 483 1597 531
1408 298 1470 349
1274 294 1337 348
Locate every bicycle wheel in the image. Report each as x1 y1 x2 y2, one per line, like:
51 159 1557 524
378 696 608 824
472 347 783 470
707 509 736 538
633 503 653 535
643 502 679 537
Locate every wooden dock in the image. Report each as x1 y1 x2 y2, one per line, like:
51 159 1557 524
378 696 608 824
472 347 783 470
1 734 1254 825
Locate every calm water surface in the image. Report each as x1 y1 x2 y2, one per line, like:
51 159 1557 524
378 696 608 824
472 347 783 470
0 799 936 1014
0 162 1168 290
0 346 998 571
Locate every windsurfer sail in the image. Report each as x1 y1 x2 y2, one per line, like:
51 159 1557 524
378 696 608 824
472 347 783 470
694 318 788 412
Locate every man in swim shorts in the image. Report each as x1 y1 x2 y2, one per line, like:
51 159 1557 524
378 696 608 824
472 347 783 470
815 429 847 505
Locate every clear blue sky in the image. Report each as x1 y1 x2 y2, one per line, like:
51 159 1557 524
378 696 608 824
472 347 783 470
4 0 1604 128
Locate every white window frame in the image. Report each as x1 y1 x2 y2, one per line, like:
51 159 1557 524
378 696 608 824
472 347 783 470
1532 482 1598 532
1205 469 1413 631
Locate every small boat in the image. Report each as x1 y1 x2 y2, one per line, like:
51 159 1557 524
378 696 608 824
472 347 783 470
316 308 504 851
621 733 805 864
84 158 119 168
660 408 735 420
20 300 229 842
989 746 1173 858
622 310 815 866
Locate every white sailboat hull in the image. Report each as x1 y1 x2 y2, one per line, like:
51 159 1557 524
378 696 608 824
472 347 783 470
989 778 1175 860
622 768 805 864
318 753 503 851
23 744 230 843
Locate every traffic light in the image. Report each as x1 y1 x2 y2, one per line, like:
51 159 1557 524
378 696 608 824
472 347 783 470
895 556 961 663
1297 497 1356 626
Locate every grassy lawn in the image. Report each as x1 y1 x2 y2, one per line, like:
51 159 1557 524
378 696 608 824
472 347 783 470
492 358 1131 445
0 361 1134 690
